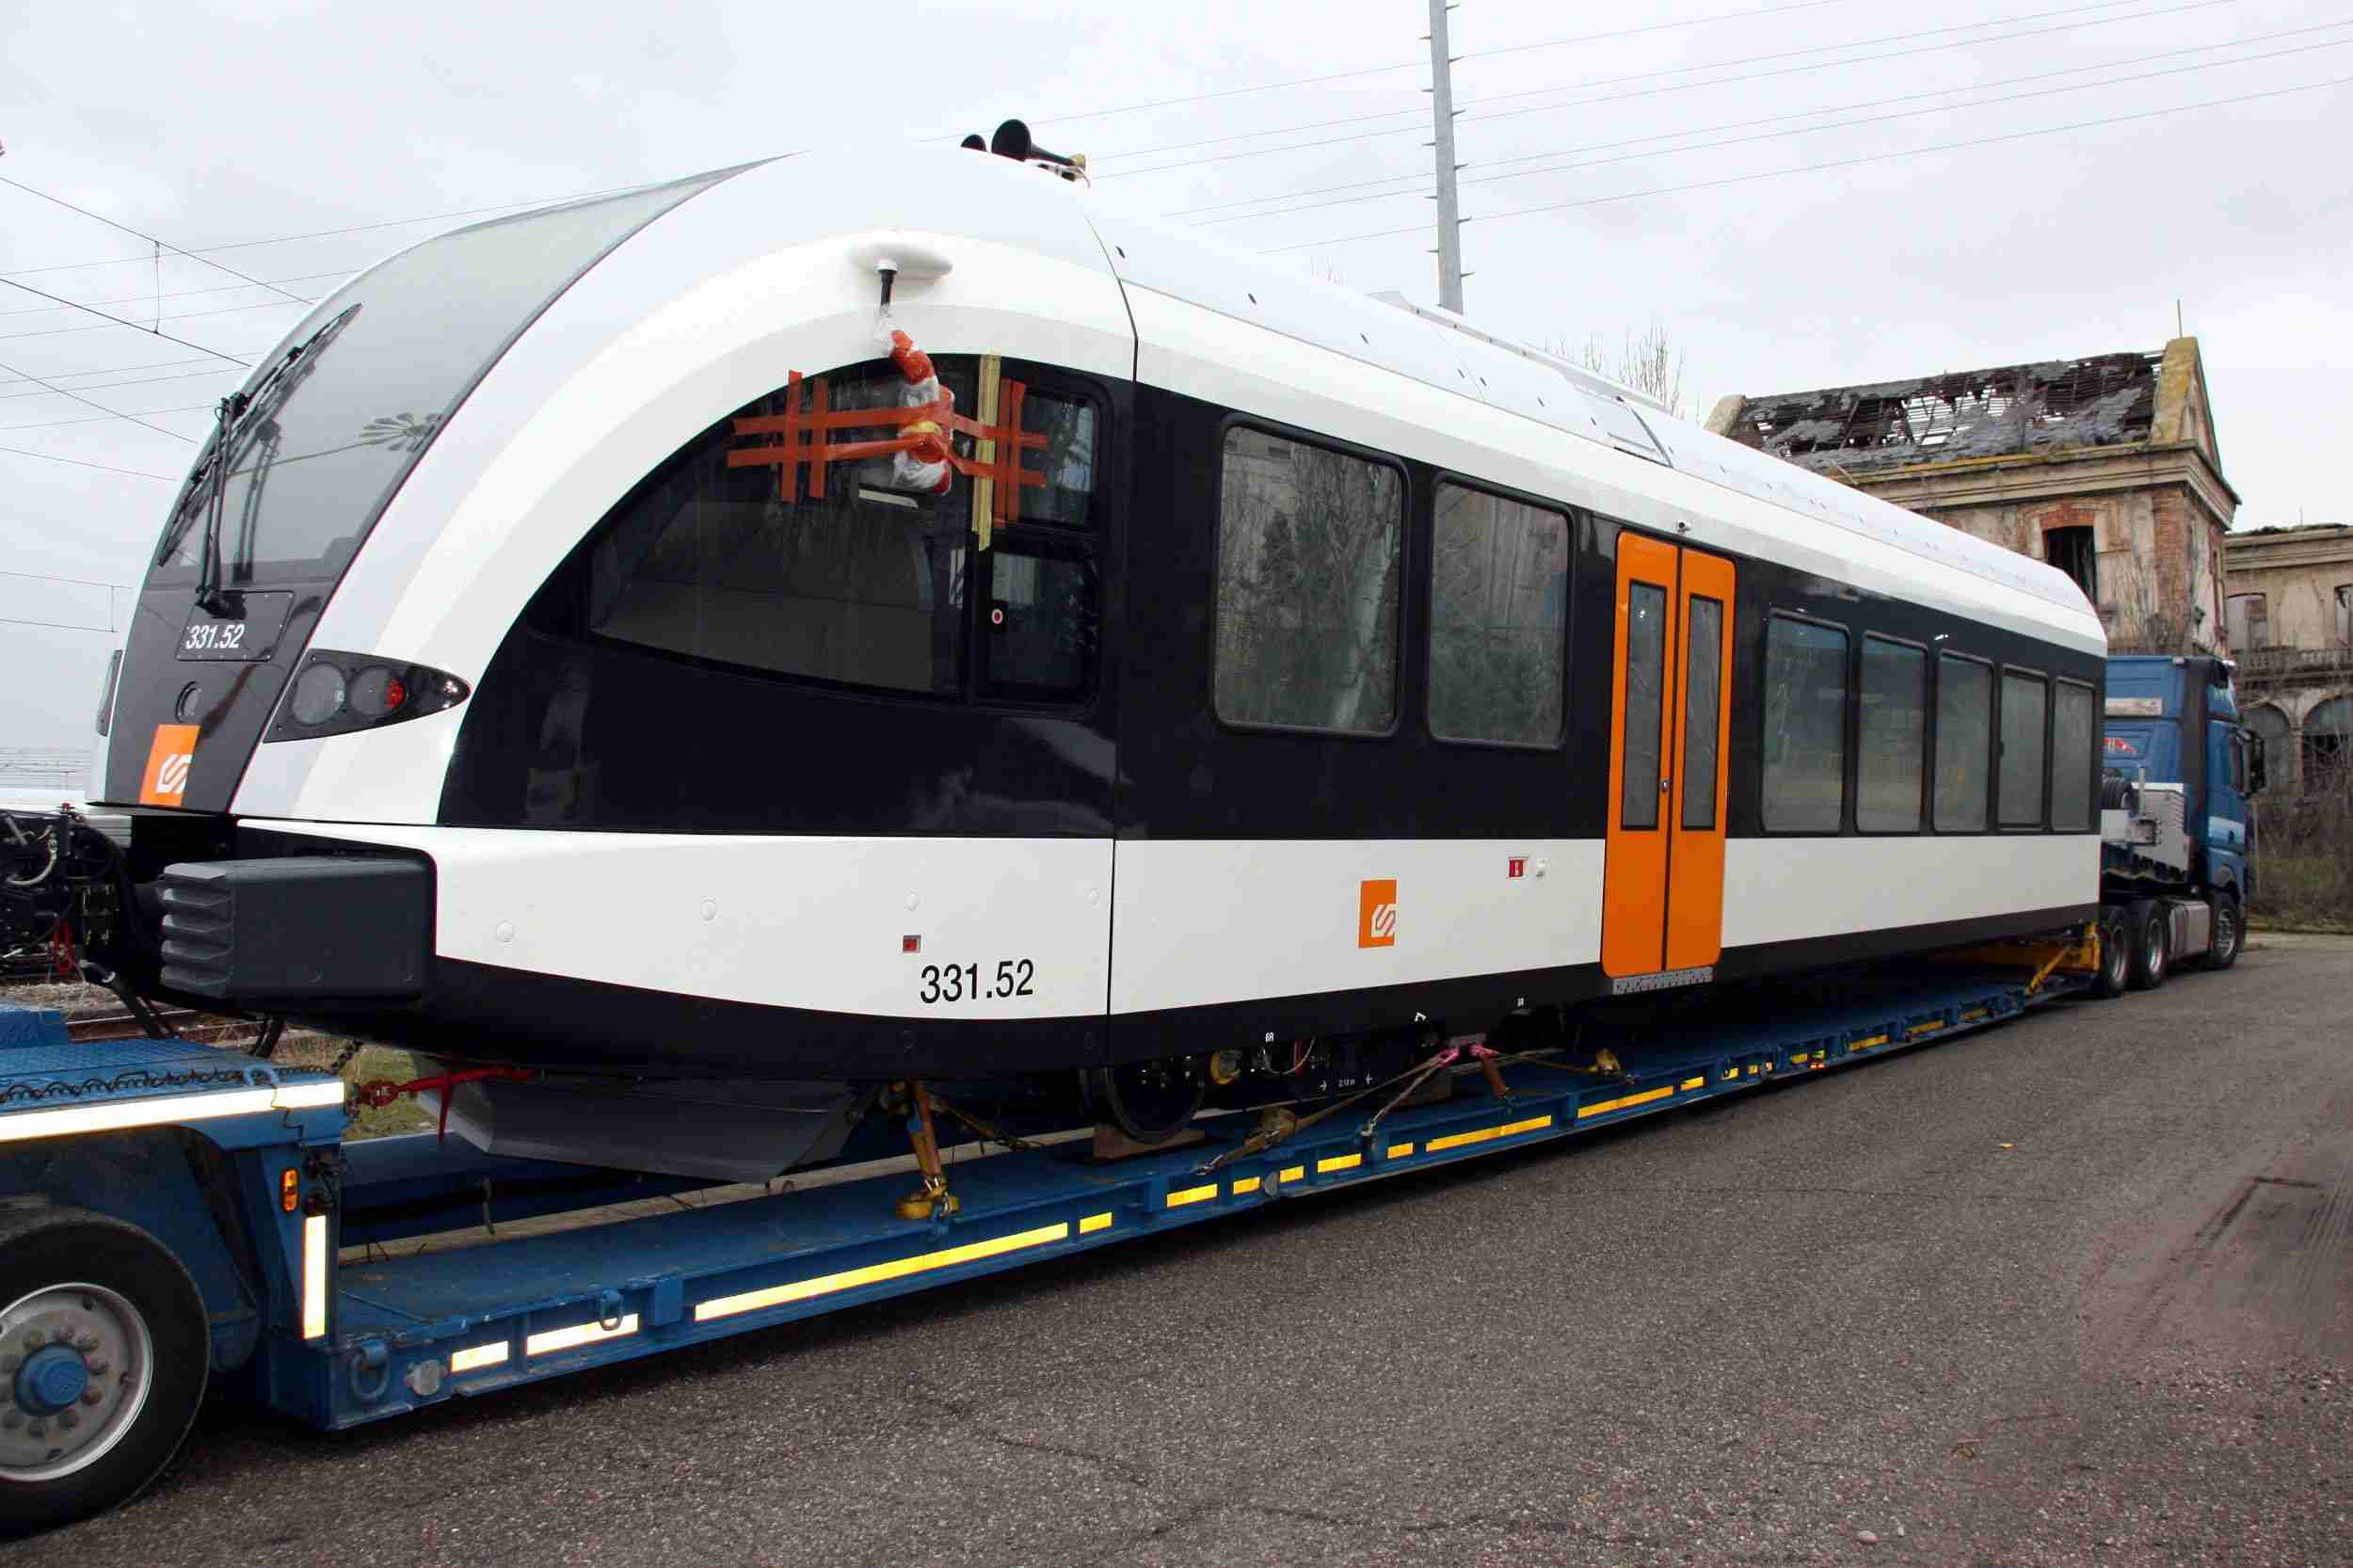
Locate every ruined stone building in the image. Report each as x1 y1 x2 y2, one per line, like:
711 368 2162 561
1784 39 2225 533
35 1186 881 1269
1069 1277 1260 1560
2222 523 2353 794
1705 338 2234 655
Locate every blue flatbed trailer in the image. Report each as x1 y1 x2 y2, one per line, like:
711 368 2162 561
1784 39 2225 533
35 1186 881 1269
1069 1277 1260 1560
0 960 2086 1532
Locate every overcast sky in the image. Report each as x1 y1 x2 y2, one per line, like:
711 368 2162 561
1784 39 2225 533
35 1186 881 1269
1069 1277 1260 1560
3 0 2346 755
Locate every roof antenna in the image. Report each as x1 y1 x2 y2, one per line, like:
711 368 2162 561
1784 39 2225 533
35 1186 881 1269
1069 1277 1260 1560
2176 297 2185 337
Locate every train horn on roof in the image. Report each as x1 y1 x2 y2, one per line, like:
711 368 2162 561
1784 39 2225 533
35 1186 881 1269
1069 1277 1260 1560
989 120 1081 173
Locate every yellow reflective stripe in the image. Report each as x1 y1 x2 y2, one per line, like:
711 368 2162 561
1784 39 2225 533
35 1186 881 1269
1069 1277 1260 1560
1080 1212 1113 1234
1428 1113 1556 1149
450 1340 510 1373
1680 1076 1705 1091
1166 1184 1217 1208
527 1314 639 1355
696 1222 1069 1322
1577 1086 1675 1120
1317 1153 1362 1174
1385 1143 1414 1159
1908 1021 1941 1036
1279 1165 1305 1183
1230 1177 1261 1195
300 1214 328 1340
1851 1034 1889 1049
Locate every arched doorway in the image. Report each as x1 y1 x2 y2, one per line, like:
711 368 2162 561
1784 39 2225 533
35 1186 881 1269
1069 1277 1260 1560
2306 694 2352 798
2247 702 2293 792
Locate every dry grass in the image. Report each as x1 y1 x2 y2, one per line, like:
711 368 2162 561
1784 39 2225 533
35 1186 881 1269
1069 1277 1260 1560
2250 789 2353 931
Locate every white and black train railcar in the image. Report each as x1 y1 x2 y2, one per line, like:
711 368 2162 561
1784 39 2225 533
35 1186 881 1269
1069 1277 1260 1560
84 144 2105 1150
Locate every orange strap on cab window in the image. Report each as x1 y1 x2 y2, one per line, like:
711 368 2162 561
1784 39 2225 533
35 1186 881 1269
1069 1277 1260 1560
725 360 1048 533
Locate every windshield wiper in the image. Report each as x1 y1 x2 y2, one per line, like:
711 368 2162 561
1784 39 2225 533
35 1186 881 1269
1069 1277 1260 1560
164 305 360 611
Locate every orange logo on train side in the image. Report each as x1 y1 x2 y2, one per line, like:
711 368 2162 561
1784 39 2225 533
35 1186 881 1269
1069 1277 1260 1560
139 724 200 808
1357 879 1397 949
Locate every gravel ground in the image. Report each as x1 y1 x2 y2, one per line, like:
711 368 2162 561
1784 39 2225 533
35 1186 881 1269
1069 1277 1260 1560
19 936 2353 1567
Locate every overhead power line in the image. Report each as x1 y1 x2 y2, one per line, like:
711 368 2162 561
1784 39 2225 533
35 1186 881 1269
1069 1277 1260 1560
0 363 243 405
1 403 216 435
0 357 196 442
1176 20 2345 219
1265 72 2353 252
0 179 661 281
1199 24 2353 226
0 175 314 309
0 445 178 480
1096 0 2236 176
919 0 1875 137
0 279 248 365
0 269 351 321
0 293 319 344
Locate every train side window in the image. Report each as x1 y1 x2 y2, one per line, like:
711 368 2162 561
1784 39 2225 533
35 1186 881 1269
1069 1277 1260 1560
1934 653 1993 831
587 360 976 697
1857 635 1927 832
1680 597 1724 829
2051 678 2096 830
1623 583 1669 829
980 544 1096 702
1998 668 2049 828
1213 427 1404 733
1762 615 1849 833
1012 391 1097 530
1428 482 1567 746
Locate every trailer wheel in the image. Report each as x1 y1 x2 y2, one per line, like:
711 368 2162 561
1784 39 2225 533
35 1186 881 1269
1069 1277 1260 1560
0 1208 208 1536
2090 906 2132 998
2203 894 2242 970
2124 899 2169 991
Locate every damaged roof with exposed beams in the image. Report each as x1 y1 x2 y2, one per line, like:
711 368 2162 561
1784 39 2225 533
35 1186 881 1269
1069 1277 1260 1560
1714 351 2164 478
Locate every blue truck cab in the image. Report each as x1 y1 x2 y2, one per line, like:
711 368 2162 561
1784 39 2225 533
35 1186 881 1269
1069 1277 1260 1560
2098 653 2261 984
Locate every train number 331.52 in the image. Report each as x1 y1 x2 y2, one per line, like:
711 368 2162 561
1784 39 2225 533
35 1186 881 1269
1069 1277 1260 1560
919 960 1036 1004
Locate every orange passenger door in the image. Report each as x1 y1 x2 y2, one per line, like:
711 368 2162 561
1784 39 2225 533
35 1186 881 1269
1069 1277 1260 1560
1601 536 1735 982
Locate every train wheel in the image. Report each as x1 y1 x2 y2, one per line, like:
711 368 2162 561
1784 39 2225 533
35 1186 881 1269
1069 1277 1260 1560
1079 1055 1208 1145
2124 899 2169 991
2203 894 2242 970
2090 906 2131 998
0 1208 208 1536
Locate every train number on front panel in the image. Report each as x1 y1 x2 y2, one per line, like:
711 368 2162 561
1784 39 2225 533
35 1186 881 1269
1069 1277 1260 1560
918 960 1036 1004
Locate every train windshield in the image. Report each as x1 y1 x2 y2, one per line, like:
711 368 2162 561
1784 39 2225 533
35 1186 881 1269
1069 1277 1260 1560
150 166 747 590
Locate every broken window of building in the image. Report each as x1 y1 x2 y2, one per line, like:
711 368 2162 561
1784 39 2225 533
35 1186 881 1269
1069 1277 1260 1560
2306 695 2350 795
2226 593 2269 652
2045 526 2098 601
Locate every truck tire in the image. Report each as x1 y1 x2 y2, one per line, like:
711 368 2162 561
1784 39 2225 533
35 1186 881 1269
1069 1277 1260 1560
0 1208 209 1536
2091 905 2132 998
2203 894 2242 970
2125 899 2169 991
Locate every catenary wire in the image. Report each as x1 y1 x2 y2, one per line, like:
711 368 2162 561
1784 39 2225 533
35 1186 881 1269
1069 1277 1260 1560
0 279 248 365
0 269 353 321
0 364 245 404
0 357 196 442
1093 0 2158 161
0 446 178 480
1173 19 2345 218
0 176 316 308
916 0 1880 137
1201 28 2353 226
1096 0 2240 177
1264 72 2353 251
0 404 217 435
0 294 321 344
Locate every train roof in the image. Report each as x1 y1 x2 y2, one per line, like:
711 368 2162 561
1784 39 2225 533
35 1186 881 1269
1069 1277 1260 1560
309 148 2107 661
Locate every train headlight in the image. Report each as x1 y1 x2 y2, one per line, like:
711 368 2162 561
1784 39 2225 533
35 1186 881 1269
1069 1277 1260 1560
269 651 469 742
289 663 348 727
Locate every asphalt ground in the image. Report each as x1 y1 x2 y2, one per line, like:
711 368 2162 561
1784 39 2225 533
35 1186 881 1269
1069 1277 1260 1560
25 935 2353 1568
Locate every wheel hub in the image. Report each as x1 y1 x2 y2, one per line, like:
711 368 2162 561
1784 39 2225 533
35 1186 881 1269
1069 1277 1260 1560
13 1345 88 1416
0 1283 152 1482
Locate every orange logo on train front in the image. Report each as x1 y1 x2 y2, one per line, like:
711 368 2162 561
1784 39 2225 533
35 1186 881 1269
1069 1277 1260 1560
139 724 200 808
1357 879 1397 949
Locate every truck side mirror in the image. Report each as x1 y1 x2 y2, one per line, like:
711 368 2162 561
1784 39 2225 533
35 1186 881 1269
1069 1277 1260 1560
2246 733 2267 794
